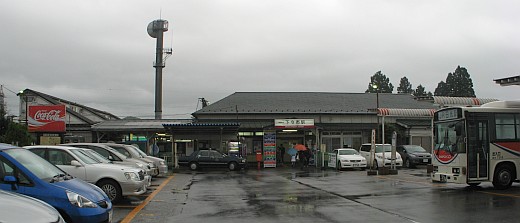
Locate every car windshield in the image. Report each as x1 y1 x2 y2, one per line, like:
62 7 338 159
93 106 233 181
375 145 392 153
5 149 65 182
338 149 358 155
69 149 101 164
129 146 147 158
405 145 427 153
82 149 111 163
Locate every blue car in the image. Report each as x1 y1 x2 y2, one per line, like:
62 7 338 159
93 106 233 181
0 143 112 223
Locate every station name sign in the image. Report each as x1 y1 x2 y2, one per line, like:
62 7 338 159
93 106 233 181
274 119 314 128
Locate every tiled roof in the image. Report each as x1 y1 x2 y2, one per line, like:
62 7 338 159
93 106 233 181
193 92 435 115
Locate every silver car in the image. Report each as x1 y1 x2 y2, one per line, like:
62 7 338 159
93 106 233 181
127 144 168 176
102 143 160 177
63 143 155 181
26 145 148 203
0 190 65 223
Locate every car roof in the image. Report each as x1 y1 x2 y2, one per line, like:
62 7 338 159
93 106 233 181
25 145 80 150
334 148 355 150
361 143 392 146
0 143 19 150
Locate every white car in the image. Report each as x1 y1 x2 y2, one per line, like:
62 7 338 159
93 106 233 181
127 144 168 176
332 148 367 170
102 143 162 177
359 144 403 168
25 145 148 203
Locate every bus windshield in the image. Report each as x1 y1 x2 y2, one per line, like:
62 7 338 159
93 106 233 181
434 120 466 154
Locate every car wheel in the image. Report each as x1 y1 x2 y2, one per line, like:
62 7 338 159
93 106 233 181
373 160 378 169
337 161 342 170
228 162 238 171
189 162 199 171
404 159 411 168
98 179 122 203
493 165 515 190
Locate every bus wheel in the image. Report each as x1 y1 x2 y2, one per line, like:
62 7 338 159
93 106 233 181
493 165 514 190
467 182 481 187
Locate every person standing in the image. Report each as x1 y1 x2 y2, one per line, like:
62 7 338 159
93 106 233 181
279 144 286 165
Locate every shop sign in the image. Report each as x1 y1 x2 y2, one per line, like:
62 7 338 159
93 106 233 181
275 119 314 128
263 131 276 168
28 105 66 132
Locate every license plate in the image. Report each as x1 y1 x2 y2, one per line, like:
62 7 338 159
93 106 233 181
423 159 429 163
353 164 359 167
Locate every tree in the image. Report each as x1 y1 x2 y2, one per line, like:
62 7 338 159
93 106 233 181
413 84 432 97
397 77 413 94
365 71 394 93
1 122 32 146
434 66 476 97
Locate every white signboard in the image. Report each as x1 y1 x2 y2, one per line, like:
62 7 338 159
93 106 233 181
275 119 314 128
328 153 337 168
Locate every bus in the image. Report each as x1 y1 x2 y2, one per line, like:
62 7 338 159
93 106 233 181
431 100 520 189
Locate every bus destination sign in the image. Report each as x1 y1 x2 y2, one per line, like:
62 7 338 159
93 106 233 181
437 109 459 121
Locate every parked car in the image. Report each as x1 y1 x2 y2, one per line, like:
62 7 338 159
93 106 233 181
359 143 403 168
79 148 152 187
179 149 247 171
126 144 168 176
0 143 112 223
63 143 155 177
102 143 160 177
0 189 66 223
26 145 148 203
332 148 367 170
396 145 432 168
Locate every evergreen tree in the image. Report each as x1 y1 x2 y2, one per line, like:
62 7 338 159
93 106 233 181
365 71 394 93
397 77 413 94
413 84 432 97
434 66 476 97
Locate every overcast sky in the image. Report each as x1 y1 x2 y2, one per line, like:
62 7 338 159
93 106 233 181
2 0 519 119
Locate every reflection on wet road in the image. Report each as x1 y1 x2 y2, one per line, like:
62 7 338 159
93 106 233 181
128 167 520 223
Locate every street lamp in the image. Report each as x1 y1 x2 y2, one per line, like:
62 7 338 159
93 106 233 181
372 84 379 143
18 90 28 127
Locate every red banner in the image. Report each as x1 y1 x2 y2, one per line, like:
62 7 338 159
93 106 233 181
28 105 66 132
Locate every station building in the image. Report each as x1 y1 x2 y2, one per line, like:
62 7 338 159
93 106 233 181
18 89 498 166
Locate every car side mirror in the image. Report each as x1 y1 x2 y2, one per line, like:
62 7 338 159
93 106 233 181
71 160 82 167
4 176 18 190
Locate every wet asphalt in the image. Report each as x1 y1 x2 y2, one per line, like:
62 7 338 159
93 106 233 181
114 165 520 223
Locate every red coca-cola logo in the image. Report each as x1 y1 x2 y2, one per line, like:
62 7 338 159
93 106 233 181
34 110 62 121
28 105 66 132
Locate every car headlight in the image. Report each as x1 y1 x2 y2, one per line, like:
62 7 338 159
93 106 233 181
160 161 165 165
408 153 416 157
376 155 383 159
125 172 140 181
149 163 156 168
66 191 97 208
136 163 144 168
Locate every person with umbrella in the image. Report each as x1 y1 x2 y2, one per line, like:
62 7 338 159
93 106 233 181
287 145 298 167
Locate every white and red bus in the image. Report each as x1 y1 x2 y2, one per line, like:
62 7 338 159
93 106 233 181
431 101 520 189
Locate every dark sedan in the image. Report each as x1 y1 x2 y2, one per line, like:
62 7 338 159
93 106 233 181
397 145 432 168
179 149 247 171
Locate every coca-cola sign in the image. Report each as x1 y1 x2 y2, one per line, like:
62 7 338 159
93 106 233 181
28 105 66 132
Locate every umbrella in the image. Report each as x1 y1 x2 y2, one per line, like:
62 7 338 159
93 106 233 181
287 148 298 156
294 144 307 151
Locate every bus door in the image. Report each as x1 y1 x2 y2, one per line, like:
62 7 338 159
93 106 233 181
466 114 490 181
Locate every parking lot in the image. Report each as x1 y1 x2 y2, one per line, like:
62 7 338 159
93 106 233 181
113 166 520 223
